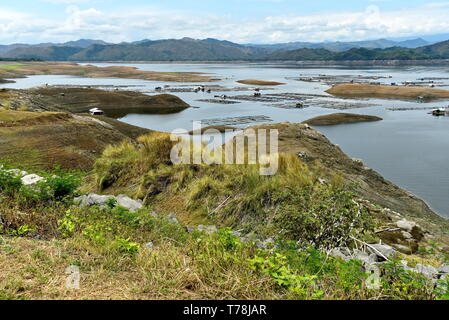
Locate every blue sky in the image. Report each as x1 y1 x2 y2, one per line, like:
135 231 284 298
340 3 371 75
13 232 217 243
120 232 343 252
2 0 449 44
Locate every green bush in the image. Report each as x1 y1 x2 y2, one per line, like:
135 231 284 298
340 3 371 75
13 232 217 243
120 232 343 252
273 185 373 249
0 167 23 194
41 171 81 199
0 168 82 205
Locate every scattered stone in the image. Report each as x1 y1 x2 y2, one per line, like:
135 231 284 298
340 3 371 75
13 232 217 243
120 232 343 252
377 218 424 255
184 226 196 233
367 244 397 261
297 151 313 161
116 195 143 213
256 237 276 250
166 213 179 225
232 230 243 238
396 219 418 233
21 174 45 186
197 225 218 235
415 264 439 279
330 247 352 261
1 167 28 177
74 193 116 208
145 242 154 249
438 264 449 274
74 193 142 212
401 231 413 240
352 249 378 266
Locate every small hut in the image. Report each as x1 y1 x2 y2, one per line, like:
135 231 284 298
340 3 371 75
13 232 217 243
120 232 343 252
89 108 104 116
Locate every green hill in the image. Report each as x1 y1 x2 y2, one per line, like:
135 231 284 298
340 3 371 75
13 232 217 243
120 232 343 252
1 38 449 62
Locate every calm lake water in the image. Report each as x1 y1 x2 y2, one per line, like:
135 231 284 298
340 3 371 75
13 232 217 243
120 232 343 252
1 63 448 217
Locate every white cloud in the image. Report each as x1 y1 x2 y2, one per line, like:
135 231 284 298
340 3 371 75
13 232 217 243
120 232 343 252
2 3 449 44
40 0 90 3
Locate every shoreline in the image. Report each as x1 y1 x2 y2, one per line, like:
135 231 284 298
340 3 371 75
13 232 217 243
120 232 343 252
48 59 449 66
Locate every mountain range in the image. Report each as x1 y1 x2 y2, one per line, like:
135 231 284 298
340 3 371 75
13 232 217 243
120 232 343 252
247 38 429 52
1 37 449 62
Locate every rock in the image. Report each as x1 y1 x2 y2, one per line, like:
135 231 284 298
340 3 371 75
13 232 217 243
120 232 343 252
74 193 142 212
184 226 196 233
393 244 414 254
197 225 218 235
438 264 449 274
239 234 261 244
116 194 143 213
352 249 378 266
145 242 154 249
166 213 179 225
377 226 421 255
396 219 417 233
256 237 276 250
21 174 45 186
8 169 28 177
232 230 243 238
415 264 439 279
74 193 116 207
401 231 413 240
297 152 310 160
330 247 352 261
400 260 416 272
367 244 397 261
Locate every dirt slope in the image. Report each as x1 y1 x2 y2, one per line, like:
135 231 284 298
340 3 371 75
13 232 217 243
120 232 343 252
247 122 445 223
0 110 149 171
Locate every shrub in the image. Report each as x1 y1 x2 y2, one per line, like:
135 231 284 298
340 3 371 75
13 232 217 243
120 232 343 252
41 170 81 199
113 237 140 255
273 185 373 249
2 101 11 110
0 168 23 194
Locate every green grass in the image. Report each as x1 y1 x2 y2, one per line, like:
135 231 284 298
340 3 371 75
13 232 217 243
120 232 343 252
0 198 446 300
1 152 448 300
1 133 448 300
0 64 24 71
0 110 60 122
91 132 373 246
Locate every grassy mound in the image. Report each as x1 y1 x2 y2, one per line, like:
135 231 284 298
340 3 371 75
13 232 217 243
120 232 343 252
0 110 149 171
326 83 449 100
303 113 382 126
30 88 190 114
89 131 374 248
1 162 447 300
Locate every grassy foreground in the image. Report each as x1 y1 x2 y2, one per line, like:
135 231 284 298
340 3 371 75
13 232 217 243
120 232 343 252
1 127 449 300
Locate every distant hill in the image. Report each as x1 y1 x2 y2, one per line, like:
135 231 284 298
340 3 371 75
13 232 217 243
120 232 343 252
2 46 83 61
415 40 449 59
0 39 109 57
266 42 449 61
2 38 268 61
1 37 449 62
61 39 110 48
247 38 429 52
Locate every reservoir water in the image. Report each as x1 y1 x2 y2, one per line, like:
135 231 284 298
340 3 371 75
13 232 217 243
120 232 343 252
1 63 448 217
